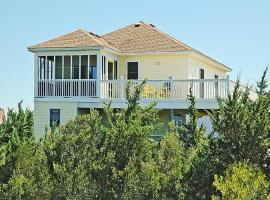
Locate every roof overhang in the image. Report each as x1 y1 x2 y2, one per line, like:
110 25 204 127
28 45 121 55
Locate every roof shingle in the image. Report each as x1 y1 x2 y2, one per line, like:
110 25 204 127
28 21 230 70
102 21 193 53
29 29 107 49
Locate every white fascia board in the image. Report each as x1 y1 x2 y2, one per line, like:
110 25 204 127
28 46 103 53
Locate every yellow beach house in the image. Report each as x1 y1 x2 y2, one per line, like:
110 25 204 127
28 21 233 138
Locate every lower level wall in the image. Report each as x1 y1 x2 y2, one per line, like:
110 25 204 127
34 100 212 139
34 100 77 139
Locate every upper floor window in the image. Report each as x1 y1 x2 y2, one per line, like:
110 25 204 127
127 62 138 80
38 55 98 80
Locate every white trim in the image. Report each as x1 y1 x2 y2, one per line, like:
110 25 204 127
79 55 81 79
34 55 38 97
126 61 140 80
61 56 64 79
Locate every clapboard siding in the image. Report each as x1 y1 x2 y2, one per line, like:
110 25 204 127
34 101 77 139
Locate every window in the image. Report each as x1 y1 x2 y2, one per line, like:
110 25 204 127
215 75 219 97
102 56 106 80
108 62 114 80
81 55 88 79
127 62 138 80
114 60 118 80
72 56 79 79
55 56 63 79
50 109 60 127
200 68 205 79
199 68 205 98
172 114 182 126
47 56 54 79
90 55 97 79
64 56 71 79
38 56 46 79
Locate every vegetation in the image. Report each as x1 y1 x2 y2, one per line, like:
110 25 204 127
0 70 270 199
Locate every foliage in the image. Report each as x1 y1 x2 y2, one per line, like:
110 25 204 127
212 162 270 200
209 69 270 177
0 70 270 199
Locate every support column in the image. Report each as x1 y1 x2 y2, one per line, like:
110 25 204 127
169 75 174 98
34 54 38 97
96 53 102 98
226 75 230 96
120 75 124 99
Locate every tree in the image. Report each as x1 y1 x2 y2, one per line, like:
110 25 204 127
209 69 270 177
0 102 34 187
212 162 270 200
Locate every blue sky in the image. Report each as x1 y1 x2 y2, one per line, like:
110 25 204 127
0 0 269 111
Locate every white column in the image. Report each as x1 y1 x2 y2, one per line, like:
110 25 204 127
169 75 174 98
226 75 230 97
70 56 73 79
96 53 102 98
120 75 124 99
105 57 108 80
79 55 81 96
34 54 39 97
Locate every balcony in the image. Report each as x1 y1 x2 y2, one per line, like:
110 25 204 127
36 78 230 100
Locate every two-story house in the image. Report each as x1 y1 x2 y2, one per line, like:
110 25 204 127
28 21 232 138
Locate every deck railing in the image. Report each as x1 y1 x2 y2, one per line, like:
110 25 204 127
36 78 230 100
37 79 97 97
100 79 229 99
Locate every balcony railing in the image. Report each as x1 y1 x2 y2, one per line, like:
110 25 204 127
36 78 230 100
37 79 97 97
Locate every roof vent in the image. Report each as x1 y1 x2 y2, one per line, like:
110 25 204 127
89 32 100 37
149 24 155 28
134 23 141 27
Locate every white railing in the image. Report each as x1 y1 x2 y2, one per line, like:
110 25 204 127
100 79 229 100
37 79 97 97
37 78 230 100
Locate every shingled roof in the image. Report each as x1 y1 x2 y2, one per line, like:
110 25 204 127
101 21 194 53
28 21 204 53
28 21 230 70
29 29 118 51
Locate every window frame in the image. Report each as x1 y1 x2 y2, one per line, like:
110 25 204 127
49 108 61 128
126 61 139 80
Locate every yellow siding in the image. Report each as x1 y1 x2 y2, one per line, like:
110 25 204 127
188 55 227 79
108 53 228 80
118 54 190 80
34 101 77 139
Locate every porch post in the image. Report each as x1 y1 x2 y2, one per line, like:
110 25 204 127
96 53 102 98
169 75 174 98
226 75 230 96
120 75 124 99
34 54 38 97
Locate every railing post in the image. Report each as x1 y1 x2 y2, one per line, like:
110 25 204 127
120 76 124 99
226 75 230 97
169 75 174 98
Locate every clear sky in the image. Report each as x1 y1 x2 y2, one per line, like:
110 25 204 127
0 0 269 111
